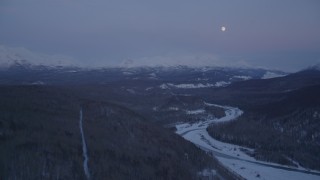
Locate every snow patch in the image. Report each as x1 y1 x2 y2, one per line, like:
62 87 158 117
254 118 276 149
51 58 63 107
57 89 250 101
233 75 252 80
214 81 230 87
126 89 135 94
197 169 217 179
149 72 157 77
159 82 230 89
145 87 154 91
218 158 320 180
168 83 216 88
123 71 133 75
168 107 179 111
262 72 286 79
186 109 205 115
31 81 45 85
159 84 170 89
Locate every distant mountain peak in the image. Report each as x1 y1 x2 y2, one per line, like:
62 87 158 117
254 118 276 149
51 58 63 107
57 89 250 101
120 59 134 68
0 45 80 68
308 63 320 71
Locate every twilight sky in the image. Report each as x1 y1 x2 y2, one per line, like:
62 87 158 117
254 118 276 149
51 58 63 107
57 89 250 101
0 0 320 71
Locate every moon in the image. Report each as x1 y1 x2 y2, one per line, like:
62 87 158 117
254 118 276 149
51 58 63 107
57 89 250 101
221 26 226 32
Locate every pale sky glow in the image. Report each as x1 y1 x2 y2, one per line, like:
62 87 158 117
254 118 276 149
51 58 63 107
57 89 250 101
0 0 320 71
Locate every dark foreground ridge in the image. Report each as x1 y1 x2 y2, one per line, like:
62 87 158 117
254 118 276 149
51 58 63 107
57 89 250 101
0 86 237 179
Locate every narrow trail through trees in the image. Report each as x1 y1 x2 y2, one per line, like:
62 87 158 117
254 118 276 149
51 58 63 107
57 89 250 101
80 108 91 180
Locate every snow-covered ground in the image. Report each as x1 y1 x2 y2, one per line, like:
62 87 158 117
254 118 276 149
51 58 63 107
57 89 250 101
262 71 286 79
232 75 252 80
175 103 320 180
159 81 230 89
186 109 205 115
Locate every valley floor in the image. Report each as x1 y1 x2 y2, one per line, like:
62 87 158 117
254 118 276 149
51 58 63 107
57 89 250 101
175 103 320 180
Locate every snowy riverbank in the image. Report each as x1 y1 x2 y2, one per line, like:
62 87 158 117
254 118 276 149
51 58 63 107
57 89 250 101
176 103 320 180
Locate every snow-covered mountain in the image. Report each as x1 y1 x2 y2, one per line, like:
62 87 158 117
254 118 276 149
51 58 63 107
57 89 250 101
307 63 320 71
0 45 79 68
0 45 290 85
